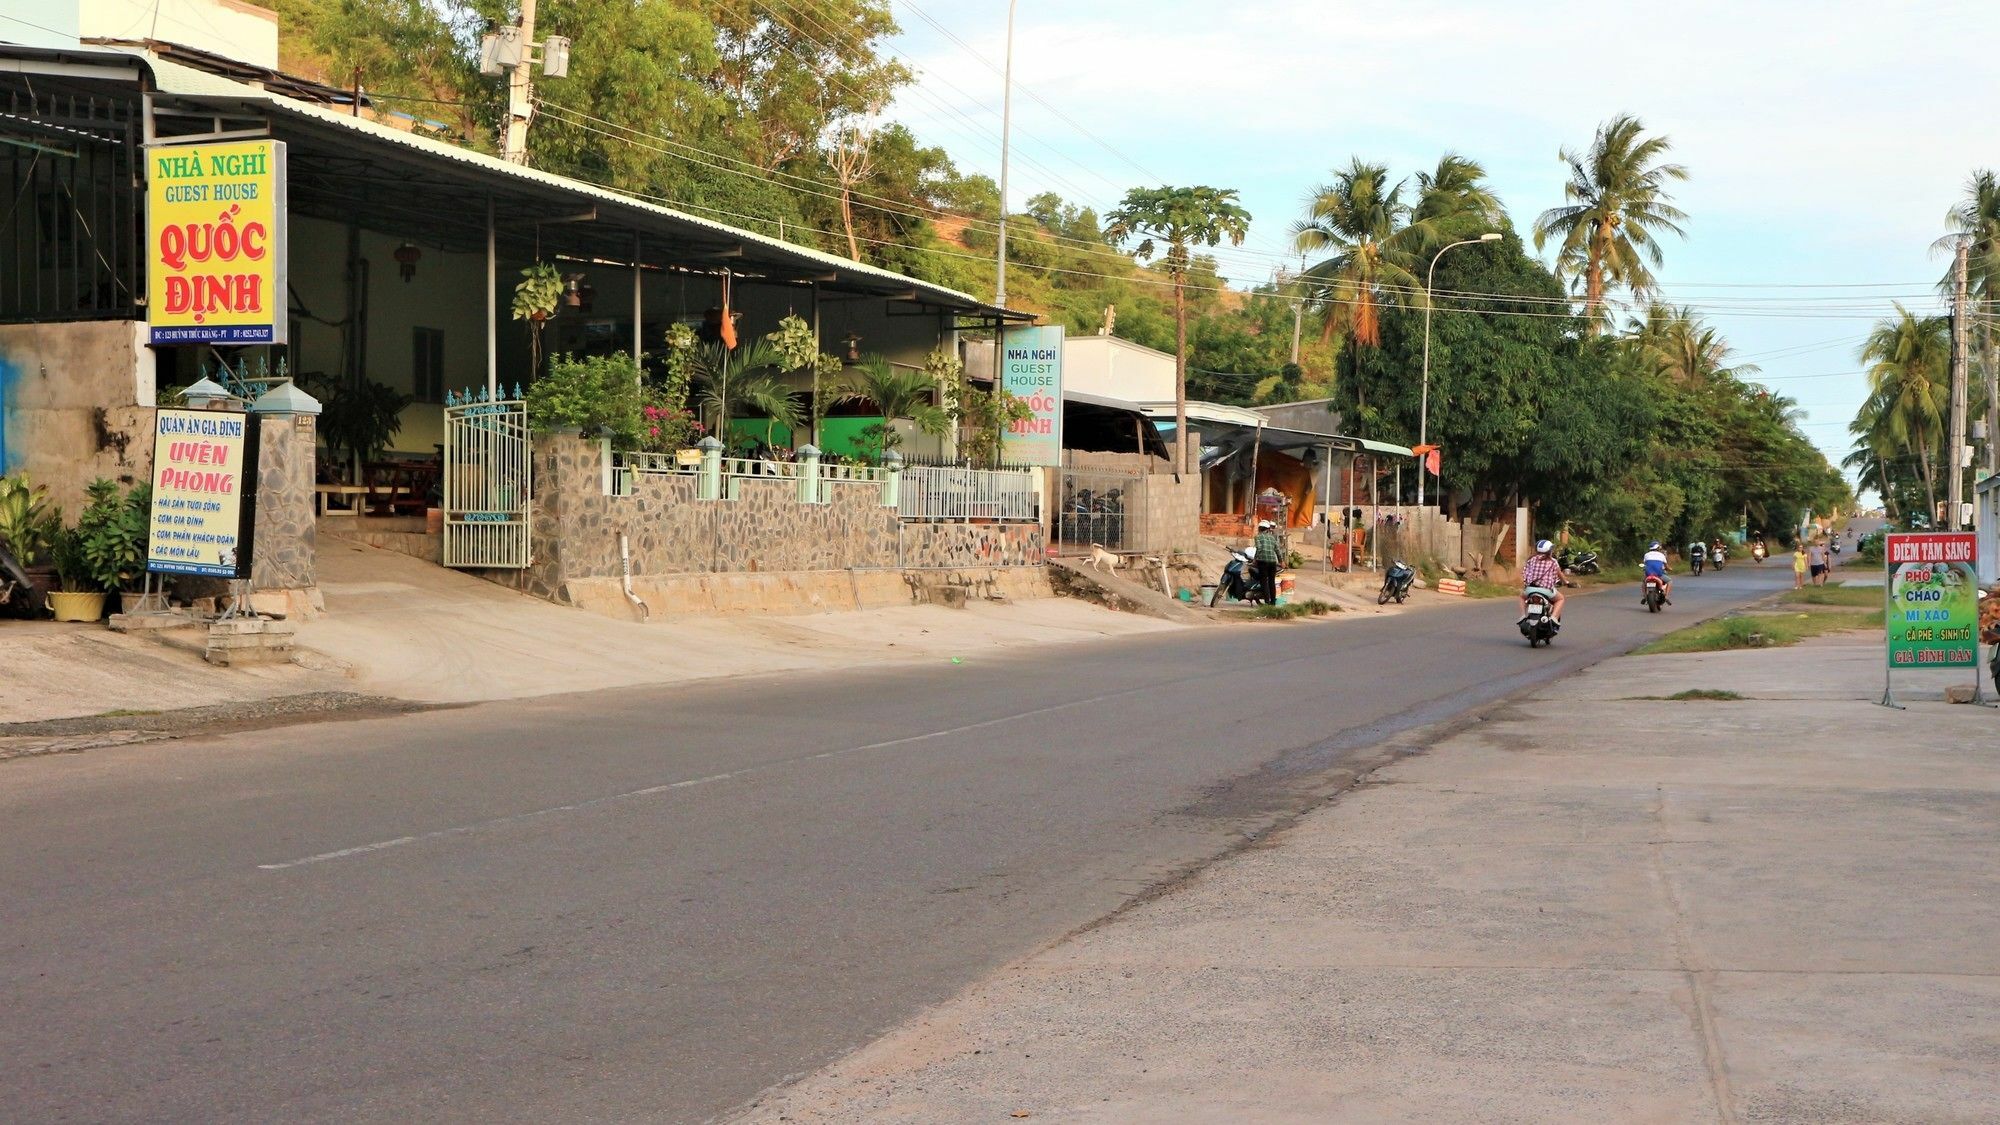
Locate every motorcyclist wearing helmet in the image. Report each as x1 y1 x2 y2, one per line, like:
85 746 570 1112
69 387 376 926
1644 541 1673 605
1519 539 1567 628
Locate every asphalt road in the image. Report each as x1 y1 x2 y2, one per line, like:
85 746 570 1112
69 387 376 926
0 562 1797 1123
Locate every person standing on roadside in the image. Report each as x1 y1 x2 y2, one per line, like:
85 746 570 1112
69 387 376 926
1808 539 1830 586
1793 542 1809 589
1253 520 1282 605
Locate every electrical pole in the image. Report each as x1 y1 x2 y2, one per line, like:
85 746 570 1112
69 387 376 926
502 0 538 164
1988 294 1999 478
994 0 1017 308
1949 238 1970 529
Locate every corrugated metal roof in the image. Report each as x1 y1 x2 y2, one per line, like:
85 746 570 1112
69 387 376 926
98 46 1017 317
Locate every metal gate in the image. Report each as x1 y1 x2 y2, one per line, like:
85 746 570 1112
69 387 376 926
442 390 532 568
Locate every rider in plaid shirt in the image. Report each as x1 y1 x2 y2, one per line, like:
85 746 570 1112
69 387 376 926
1518 539 1567 627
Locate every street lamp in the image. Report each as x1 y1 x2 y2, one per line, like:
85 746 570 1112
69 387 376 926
1418 232 1501 507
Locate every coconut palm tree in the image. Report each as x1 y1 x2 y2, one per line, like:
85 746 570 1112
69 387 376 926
1411 152 1505 239
1934 169 2000 465
693 339 802 443
1289 159 1423 351
1105 185 1252 473
1630 305 1760 387
1533 114 1690 331
1858 305 1952 522
1845 391 1902 522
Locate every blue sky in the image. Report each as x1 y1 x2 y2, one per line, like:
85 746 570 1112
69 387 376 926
884 0 1999 482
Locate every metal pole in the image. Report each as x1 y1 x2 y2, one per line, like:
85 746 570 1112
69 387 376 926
810 282 822 448
1950 238 1970 529
503 0 537 163
1987 294 1999 477
1418 234 1496 508
1370 455 1380 571
994 0 1018 308
632 234 643 365
1290 300 1302 365
486 195 497 399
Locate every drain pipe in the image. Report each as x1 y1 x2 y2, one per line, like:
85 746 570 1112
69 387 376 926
619 533 649 621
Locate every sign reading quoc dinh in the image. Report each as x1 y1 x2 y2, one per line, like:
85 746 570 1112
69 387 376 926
146 139 287 344
146 408 260 579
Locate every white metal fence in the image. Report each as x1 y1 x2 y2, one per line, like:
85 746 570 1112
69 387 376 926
898 466 1040 522
442 396 533 569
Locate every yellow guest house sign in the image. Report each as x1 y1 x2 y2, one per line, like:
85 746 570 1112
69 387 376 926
146 139 287 344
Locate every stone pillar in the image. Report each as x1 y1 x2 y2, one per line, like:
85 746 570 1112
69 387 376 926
697 435 724 501
881 448 902 509
246 384 323 619
797 443 821 504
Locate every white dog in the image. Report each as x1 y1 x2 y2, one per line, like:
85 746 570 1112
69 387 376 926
1087 544 1121 572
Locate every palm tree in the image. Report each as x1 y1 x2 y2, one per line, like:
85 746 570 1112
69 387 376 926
1858 305 1952 522
1534 114 1690 331
829 355 943 459
1411 152 1505 238
693 339 802 443
1105 185 1252 473
1845 391 1901 522
1632 305 1760 387
1289 159 1422 351
1934 169 2000 465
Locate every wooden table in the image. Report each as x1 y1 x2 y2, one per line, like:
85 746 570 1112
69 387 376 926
314 484 369 517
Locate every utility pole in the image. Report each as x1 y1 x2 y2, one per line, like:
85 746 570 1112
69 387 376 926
1290 301 1302 365
994 0 1017 308
1949 238 1970 529
1988 293 1999 478
502 0 538 164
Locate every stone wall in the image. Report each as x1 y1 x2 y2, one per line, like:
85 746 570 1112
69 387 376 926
478 435 1045 605
250 414 317 594
0 321 155 511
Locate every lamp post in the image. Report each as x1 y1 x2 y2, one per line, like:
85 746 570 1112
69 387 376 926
1418 232 1500 507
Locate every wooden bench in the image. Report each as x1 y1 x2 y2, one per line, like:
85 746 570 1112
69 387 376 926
314 484 369 517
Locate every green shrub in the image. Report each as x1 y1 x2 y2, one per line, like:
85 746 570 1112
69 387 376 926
75 478 151 593
528 352 644 442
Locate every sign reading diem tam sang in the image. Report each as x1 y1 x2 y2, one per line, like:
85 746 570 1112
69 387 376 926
146 408 260 579
146 139 288 344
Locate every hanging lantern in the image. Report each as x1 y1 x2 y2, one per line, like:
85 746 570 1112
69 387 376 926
393 242 422 283
843 332 863 362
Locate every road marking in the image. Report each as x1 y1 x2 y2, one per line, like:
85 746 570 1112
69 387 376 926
257 681 1178 871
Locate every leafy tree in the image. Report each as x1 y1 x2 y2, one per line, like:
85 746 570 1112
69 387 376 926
1533 114 1690 330
1105 186 1252 472
1290 159 1422 351
830 355 944 459
1857 305 1952 522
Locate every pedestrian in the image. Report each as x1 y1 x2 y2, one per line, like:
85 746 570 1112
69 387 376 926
1793 542 1809 589
1253 519 1282 605
1808 539 1831 586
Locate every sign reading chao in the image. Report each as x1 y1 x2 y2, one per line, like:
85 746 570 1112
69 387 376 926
146 408 260 579
999 324 1064 467
1884 532 1979 668
146 139 287 345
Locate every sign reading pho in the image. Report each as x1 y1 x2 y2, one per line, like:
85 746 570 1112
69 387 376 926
1884 532 1978 668
146 408 259 579
146 139 287 344
999 324 1063 466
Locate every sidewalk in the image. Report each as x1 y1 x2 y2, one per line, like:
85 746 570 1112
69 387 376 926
740 636 2000 1123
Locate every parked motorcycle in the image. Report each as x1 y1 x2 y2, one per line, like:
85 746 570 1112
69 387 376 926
1210 547 1269 606
1520 588 1560 647
1643 574 1669 613
1378 559 1415 605
1558 549 1601 576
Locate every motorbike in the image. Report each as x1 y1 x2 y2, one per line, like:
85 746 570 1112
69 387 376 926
1210 547 1270 606
1643 574 1669 613
1378 558 1415 605
1711 543 1727 570
1689 548 1706 577
1520 588 1559 647
1558 549 1601 576
1751 541 1768 564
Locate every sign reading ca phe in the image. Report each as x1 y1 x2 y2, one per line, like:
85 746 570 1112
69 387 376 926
146 407 260 579
146 139 288 345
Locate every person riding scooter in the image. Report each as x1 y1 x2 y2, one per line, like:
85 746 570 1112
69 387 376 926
1688 539 1707 576
1711 539 1727 569
1519 539 1567 630
1644 542 1673 606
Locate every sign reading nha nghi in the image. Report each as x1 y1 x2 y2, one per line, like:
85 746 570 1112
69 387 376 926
146 139 287 344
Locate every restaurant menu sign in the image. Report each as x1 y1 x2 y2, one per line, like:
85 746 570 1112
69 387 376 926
146 408 259 579
1884 532 1979 668
146 139 287 344
999 324 1064 467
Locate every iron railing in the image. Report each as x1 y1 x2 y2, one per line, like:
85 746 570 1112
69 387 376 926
0 80 143 323
899 466 1039 522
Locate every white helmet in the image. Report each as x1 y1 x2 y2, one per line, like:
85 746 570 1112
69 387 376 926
1257 520 1274 529
1535 539 1554 554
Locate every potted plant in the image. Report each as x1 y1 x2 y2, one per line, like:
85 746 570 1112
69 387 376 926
47 527 105 622
513 262 564 374
306 375 412 480
0 473 63 596
76 478 152 612
526 352 644 441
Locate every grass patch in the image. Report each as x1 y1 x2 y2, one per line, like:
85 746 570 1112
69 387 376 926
1252 599 1339 620
1636 609 1884 654
1779 586 1883 607
92 708 159 718
1667 688 1745 701
1464 578 1514 599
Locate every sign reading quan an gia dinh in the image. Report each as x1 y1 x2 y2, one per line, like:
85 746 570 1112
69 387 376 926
146 139 287 344
146 408 259 579
999 323 1064 467
1884 532 1979 668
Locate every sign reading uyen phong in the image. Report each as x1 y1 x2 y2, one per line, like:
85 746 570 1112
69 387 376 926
146 139 287 344
999 324 1064 467
146 408 259 579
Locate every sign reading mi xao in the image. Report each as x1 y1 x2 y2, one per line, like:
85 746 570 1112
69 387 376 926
146 139 287 344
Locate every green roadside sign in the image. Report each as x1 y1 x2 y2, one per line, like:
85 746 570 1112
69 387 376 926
1884 532 1979 669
